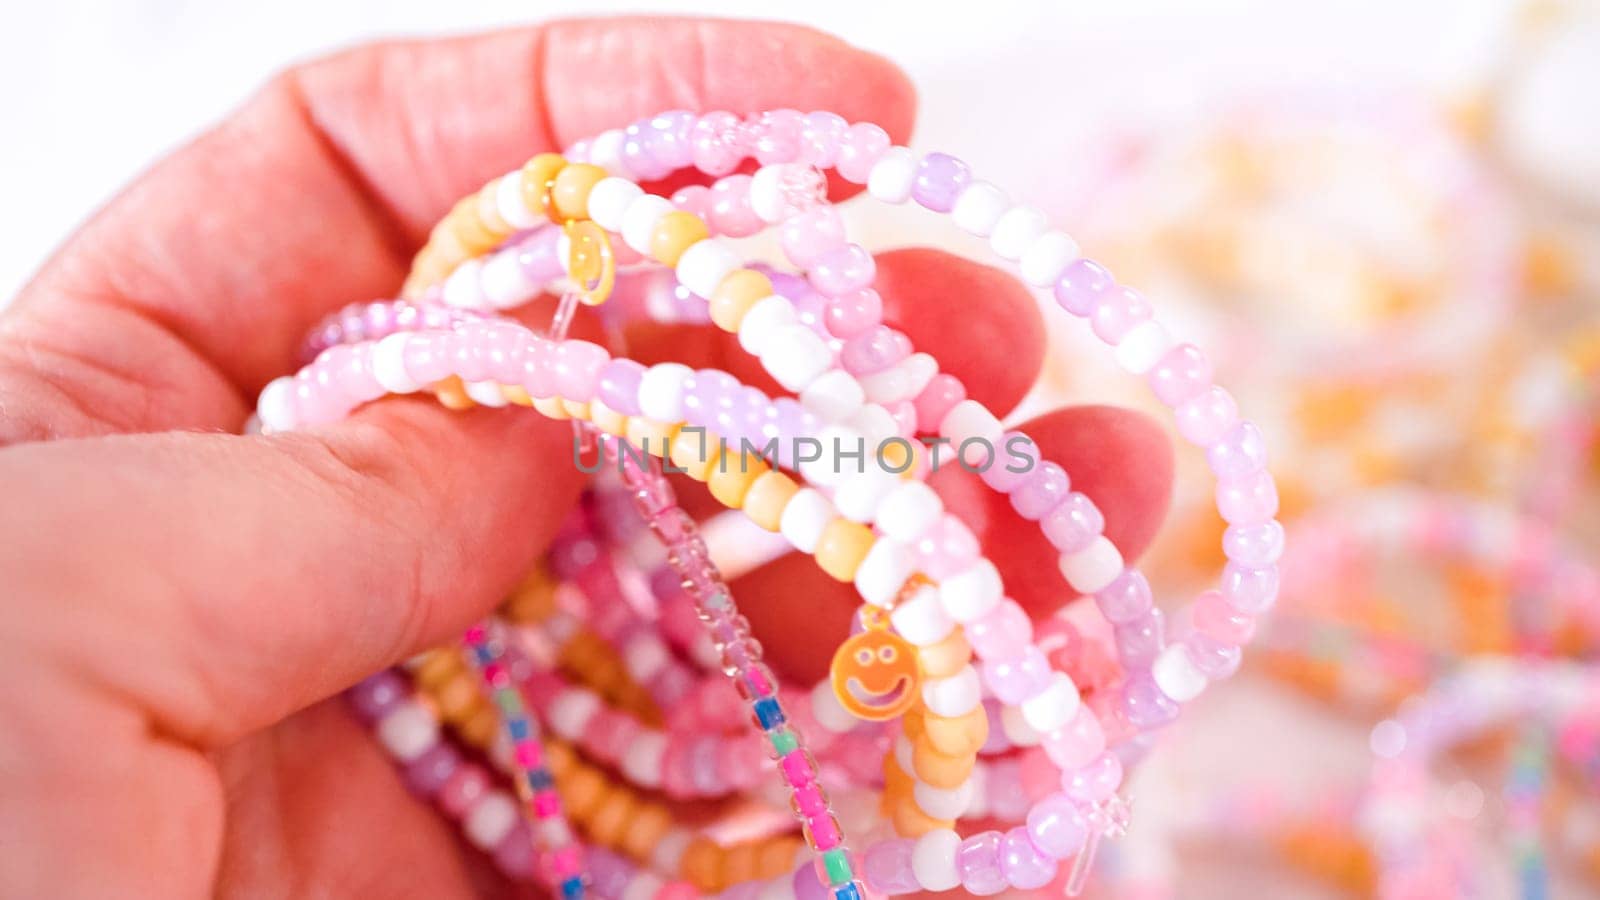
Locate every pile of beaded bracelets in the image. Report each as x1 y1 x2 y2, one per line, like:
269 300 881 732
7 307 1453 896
260 109 1284 897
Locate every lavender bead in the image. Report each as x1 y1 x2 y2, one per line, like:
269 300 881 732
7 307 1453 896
984 646 1054 705
1223 520 1286 567
403 741 462 796
1121 671 1181 729
597 359 646 416
1095 570 1154 626
1026 792 1089 859
1184 632 1243 679
1041 492 1105 554
1207 421 1269 480
794 861 832 900
1053 258 1114 317
1217 469 1279 525
810 244 877 295
1149 343 1213 407
1221 561 1280 615
1063 752 1123 804
1176 386 1241 447
1009 462 1071 520
622 119 672 180
841 325 911 375
490 820 537 880
863 839 921 896
912 152 973 213
348 670 408 723
1089 286 1153 343
586 846 632 898
1000 826 1058 890
1114 607 1166 668
956 831 1008 896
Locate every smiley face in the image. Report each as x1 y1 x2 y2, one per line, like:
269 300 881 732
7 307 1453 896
829 629 921 721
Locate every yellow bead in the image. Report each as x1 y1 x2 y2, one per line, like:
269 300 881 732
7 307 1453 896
412 650 463 689
502 386 534 406
669 428 721 481
433 378 475 410
708 451 767 508
519 153 568 218
681 837 726 891
709 269 775 332
560 398 590 419
919 630 972 679
649 211 710 266
533 395 570 420
815 519 874 581
626 418 677 458
550 163 609 221
742 471 799 531
450 197 498 254
589 399 628 436
476 179 511 234
460 704 500 748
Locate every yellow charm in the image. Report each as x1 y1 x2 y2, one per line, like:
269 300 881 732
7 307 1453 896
830 608 921 721
564 219 615 307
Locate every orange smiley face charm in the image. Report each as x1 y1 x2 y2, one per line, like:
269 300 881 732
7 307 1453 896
830 611 921 721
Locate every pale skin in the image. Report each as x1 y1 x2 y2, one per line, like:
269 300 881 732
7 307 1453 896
0 18 1173 898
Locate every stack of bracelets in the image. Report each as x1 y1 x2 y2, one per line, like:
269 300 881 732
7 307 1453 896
254 109 1283 898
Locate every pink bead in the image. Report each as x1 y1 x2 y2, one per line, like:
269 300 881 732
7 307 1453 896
1194 589 1257 644
1175 386 1241 447
801 111 849 167
914 374 966 433
547 844 582 877
888 400 918 438
1217 469 1279 525
836 122 892 183
533 790 560 817
780 750 816 787
983 647 1053 705
753 108 805 165
1009 462 1070 520
781 207 849 268
656 882 699 900
707 174 763 238
514 740 543 769
956 832 1007 896
690 111 746 176
999 826 1057 890
1148 343 1212 407
671 184 713 220
553 340 608 401
482 322 528 384
794 781 828 817
403 332 453 385
911 514 982 579
966 601 1033 660
438 764 490 819
1027 793 1089 860
1062 752 1122 804
1221 562 1280 615
841 325 911 375
809 244 877 295
863 839 920 896
808 813 843 851
824 288 883 339
1042 707 1106 770
1207 420 1269 480
1040 492 1105 554
1088 286 1152 343
1223 520 1285 567
520 339 557 397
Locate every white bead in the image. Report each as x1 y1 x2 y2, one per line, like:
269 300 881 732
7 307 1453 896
800 369 865 422
620 731 667 788
779 488 835 553
637 363 693 422
846 404 899 448
939 559 1003 623
651 828 694 874
1018 230 1082 287
1114 320 1175 374
495 170 541 230
624 875 667 900
989 205 1049 260
1058 536 1124 594
623 634 669 680
853 537 913 606
480 249 538 310
867 147 917 203
376 701 438 762
834 467 899 524
463 792 518 849
877 481 943 543
810 679 858 733
900 352 940 399
620 195 675 255
893 734 916 774
737 295 798 356
677 239 741 299
911 829 963 891
802 425 865 488
749 164 788 224
441 257 485 309
951 181 1009 236
939 399 1004 468
1001 703 1042 746
463 380 508 407
589 129 628 175
586 177 644 233
478 176 509 230
1021 673 1082 733
914 778 975 821
547 688 600 740
761 325 833 392
257 376 297 432
1153 644 1209 703
890 584 955 646
857 364 912 405
921 666 981 716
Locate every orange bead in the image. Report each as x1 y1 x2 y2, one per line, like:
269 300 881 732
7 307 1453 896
758 838 801 878
708 451 767 508
911 737 976 788
560 766 606 821
519 153 568 218
621 804 672 861
435 672 483 722
722 842 760 886
550 163 609 221
742 471 799 531
460 704 500 749
587 789 636 846
649 211 711 266
669 428 721 482
815 519 875 581
680 837 726 892
892 795 953 837
709 269 775 332
412 650 464 690
545 741 577 776
901 707 926 742
450 197 499 254
918 630 972 679
922 704 989 757
433 377 475 410
476 179 511 234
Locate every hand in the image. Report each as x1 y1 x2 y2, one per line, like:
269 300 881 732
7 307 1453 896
0 18 1171 898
